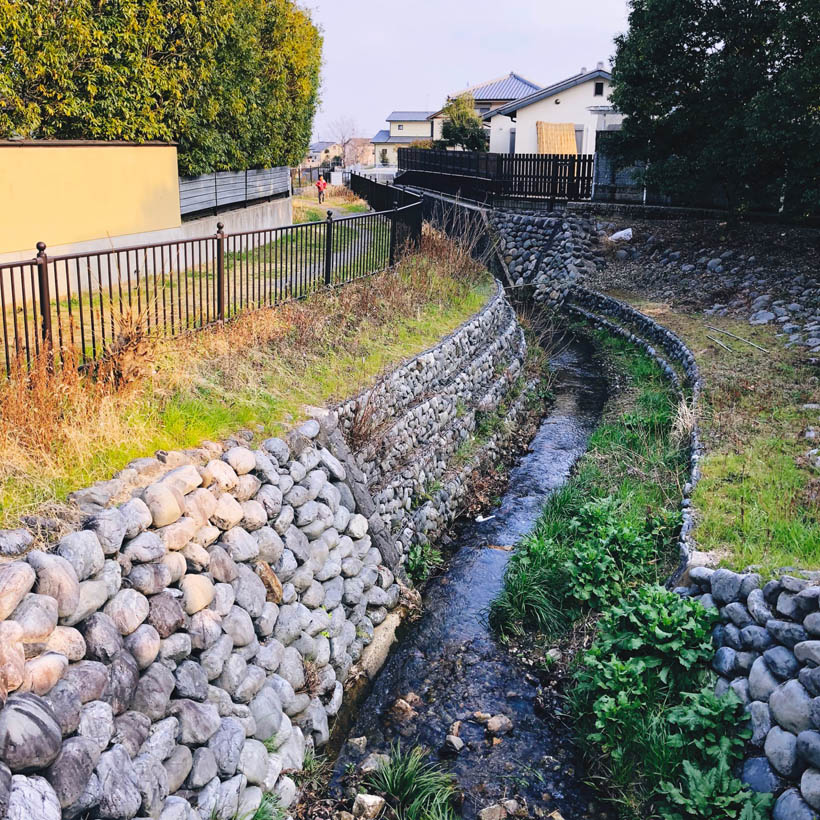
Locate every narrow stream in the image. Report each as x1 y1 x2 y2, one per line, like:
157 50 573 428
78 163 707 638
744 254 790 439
330 332 609 819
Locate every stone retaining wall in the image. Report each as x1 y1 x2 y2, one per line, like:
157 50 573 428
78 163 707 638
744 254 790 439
683 568 820 819
336 283 530 562
0 284 531 820
488 211 604 307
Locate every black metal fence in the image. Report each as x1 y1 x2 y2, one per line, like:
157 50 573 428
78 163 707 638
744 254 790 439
1 201 422 377
396 148 595 205
290 165 335 188
179 167 291 219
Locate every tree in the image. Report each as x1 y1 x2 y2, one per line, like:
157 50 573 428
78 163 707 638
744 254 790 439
0 0 322 176
435 93 488 152
327 116 358 165
610 0 820 216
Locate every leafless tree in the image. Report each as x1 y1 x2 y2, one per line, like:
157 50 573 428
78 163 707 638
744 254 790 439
327 116 358 165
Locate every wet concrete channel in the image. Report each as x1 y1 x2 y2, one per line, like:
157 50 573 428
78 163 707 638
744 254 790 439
329 332 610 819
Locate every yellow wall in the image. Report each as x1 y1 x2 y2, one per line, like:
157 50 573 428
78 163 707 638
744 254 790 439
0 142 181 255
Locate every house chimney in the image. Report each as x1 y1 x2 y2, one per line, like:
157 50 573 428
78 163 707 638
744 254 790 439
596 61 604 70
580 66 587 74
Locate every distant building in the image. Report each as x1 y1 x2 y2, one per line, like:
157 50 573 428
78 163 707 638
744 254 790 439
483 63 622 155
371 112 436 166
305 141 342 167
428 72 541 139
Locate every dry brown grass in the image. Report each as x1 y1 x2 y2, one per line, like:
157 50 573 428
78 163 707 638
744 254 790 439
0 238 492 527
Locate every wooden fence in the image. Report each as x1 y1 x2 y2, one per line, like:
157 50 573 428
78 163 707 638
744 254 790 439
396 148 594 205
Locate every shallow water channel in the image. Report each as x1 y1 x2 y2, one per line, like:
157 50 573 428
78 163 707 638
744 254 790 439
330 333 610 818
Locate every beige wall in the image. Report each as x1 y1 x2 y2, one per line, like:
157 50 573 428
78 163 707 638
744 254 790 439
389 121 432 138
0 142 181 255
488 78 622 154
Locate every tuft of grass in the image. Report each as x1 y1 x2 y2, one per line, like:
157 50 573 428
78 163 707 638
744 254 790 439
292 748 330 793
366 743 458 820
0 232 492 529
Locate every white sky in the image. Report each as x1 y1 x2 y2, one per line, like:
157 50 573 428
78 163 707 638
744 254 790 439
304 0 630 142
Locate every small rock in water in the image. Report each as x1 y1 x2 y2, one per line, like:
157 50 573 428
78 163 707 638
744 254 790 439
359 753 389 774
486 714 513 736
479 804 507 820
390 698 418 722
347 736 367 753
441 735 465 756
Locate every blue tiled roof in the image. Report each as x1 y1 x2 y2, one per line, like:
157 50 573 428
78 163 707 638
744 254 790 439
455 72 541 101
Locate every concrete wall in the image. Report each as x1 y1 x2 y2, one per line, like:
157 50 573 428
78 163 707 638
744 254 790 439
488 79 622 155
0 142 181 256
1 197 292 277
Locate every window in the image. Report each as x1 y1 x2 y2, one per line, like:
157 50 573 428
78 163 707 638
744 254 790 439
397 124 404 130
594 82 604 96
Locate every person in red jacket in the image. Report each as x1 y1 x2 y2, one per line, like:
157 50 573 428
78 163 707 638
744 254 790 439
316 175 327 204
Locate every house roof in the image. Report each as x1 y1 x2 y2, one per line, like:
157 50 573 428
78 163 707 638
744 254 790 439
385 111 436 122
450 72 541 102
482 68 612 120
309 141 336 152
371 130 429 144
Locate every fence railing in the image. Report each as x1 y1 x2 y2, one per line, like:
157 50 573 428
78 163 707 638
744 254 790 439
1 200 422 377
350 173 422 212
290 165 335 188
178 167 291 219
396 148 595 205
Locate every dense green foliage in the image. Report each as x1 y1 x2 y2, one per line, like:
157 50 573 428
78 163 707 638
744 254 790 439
435 94 489 152
491 332 771 817
573 589 772 819
610 0 820 216
406 539 444 585
366 744 458 820
0 0 321 175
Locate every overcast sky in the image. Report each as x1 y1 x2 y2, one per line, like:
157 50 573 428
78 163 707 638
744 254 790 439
304 0 630 143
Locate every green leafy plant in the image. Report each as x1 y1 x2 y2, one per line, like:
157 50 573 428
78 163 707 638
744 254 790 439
406 539 444 585
366 744 458 820
657 758 772 820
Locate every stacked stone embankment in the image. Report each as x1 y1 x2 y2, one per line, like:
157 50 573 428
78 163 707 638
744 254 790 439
489 211 604 307
0 285 531 820
336 284 529 560
681 568 820 820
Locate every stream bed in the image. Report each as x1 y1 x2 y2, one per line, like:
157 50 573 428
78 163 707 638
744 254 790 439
329 333 610 819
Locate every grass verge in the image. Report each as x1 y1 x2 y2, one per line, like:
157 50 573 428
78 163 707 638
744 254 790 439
0 229 492 528
622 301 820 575
489 328 769 818
292 185 368 223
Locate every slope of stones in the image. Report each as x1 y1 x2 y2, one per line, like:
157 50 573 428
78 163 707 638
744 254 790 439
0 284 533 820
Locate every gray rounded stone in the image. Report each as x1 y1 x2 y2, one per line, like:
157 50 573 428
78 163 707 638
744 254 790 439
81 612 124 662
207 717 245 777
6 774 60 820
43 736 100 808
771 680 813 735
765 645 801 680
0 693 62 772
774 788 816 820
95 744 142 819
766 726 802 778
741 756 782 793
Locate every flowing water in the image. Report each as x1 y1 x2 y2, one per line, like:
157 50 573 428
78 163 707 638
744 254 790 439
330 332 610 819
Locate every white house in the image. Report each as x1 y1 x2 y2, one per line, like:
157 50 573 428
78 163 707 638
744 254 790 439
483 63 623 155
371 111 436 166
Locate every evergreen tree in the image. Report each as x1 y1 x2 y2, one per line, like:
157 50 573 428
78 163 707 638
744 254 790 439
610 0 819 216
0 0 322 175
435 94 489 152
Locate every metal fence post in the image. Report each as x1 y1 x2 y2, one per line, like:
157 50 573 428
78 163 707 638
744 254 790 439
324 211 334 286
389 202 398 266
216 222 226 322
35 241 53 364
